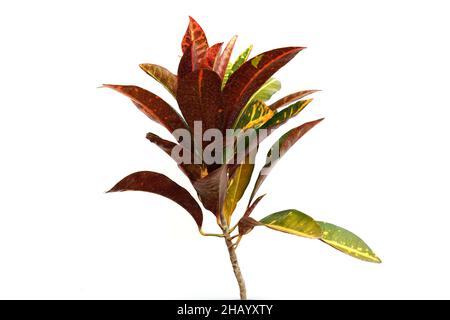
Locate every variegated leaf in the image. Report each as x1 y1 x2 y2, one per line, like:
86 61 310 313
222 45 253 88
139 64 178 98
233 100 275 130
222 47 305 129
247 78 281 107
181 16 208 61
261 99 313 130
222 155 255 225
260 209 322 239
214 35 238 80
200 42 223 69
317 222 382 263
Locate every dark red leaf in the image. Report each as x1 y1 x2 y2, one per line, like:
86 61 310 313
145 132 207 180
238 216 260 236
192 165 228 215
178 44 196 79
269 89 319 110
176 69 224 132
222 47 305 129
244 194 266 218
249 118 324 204
108 171 203 229
103 85 187 135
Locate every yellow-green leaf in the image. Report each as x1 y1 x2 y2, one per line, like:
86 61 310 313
139 64 177 98
248 78 281 105
261 99 313 130
222 45 253 88
223 157 255 225
232 100 275 130
317 221 381 263
260 209 322 239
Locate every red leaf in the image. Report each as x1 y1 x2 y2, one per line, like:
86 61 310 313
237 216 260 237
178 44 196 79
176 69 224 132
192 165 228 215
214 35 237 80
145 132 207 180
108 171 203 229
103 85 187 135
200 42 223 69
181 16 209 61
244 194 266 218
269 89 319 110
222 47 305 129
249 118 324 204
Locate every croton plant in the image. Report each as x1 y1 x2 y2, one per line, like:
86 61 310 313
103 17 380 299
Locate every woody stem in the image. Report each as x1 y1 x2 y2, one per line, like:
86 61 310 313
223 228 247 300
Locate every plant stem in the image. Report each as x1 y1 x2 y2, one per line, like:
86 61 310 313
224 231 247 300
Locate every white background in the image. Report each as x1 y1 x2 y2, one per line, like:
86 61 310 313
1 0 449 299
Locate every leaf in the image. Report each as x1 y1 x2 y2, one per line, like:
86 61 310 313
145 132 207 180
102 85 187 135
200 43 223 69
222 47 305 129
192 165 228 215
238 216 260 236
259 209 322 239
222 155 255 225
247 78 281 107
139 64 178 98
214 35 238 80
317 222 381 263
223 45 253 88
181 16 208 62
249 118 323 204
244 194 266 219
269 89 319 110
232 100 275 130
261 99 313 130
107 171 203 229
178 44 196 78
176 69 224 132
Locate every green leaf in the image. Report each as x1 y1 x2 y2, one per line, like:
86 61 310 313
139 64 178 98
222 45 253 88
317 222 382 263
232 100 275 130
260 209 322 239
222 156 255 225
